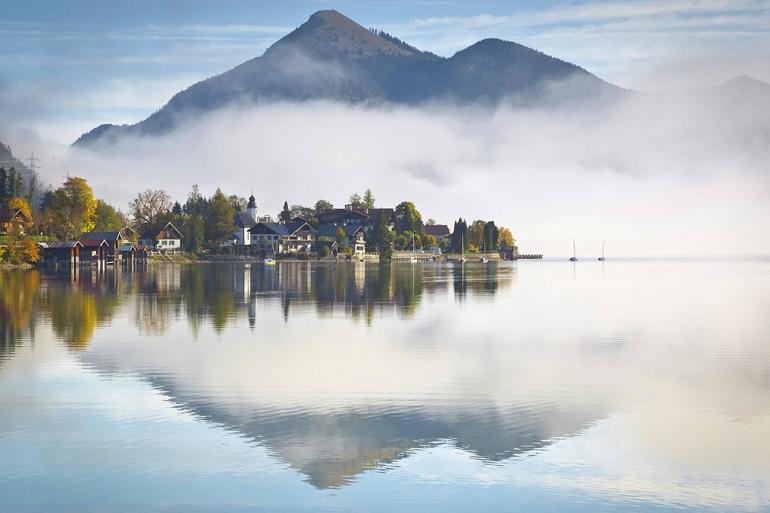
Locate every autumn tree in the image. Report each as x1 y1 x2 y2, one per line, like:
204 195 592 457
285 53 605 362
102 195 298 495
393 201 423 235
129 189 172 238
46 177 97 239
498 227 516 249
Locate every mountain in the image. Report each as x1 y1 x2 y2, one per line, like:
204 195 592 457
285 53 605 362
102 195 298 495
74 10 618 147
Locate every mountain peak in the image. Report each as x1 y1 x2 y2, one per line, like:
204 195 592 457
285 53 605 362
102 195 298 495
268 9 415 59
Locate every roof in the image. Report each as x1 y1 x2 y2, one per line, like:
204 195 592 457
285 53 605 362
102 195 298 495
249 221 315 236
316 223 366 238
119 243 136 252
234 211 257 229
156 221 183 239
0 208 27 223
82 231 122 242
79 239 109 248
424 224 450 237
316 207 394 225
44 240 82 249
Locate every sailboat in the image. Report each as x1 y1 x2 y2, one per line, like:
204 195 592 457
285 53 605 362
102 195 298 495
598 241 606 261
569 238 578 262
409 233 418 263
458 234 467 263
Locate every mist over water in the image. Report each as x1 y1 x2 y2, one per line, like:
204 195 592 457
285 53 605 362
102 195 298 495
50 80 770 257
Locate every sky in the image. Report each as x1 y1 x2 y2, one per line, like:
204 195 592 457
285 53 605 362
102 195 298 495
1 0 769 144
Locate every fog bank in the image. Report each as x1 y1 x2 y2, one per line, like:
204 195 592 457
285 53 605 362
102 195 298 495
54 86 770 256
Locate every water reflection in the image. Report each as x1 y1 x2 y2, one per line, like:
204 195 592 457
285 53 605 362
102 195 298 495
1 260 769 512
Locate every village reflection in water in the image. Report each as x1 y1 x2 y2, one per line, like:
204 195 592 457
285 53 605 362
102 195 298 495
0 262 513 351
2 260 769 512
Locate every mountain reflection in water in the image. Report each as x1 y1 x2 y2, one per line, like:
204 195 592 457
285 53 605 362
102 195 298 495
1 260 769 512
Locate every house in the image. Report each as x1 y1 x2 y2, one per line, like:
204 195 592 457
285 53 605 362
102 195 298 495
316 206 394 231
233 195 275 245
156 221 183 252
40 240 82 265
120 225 138 243
316 224 367 255
249 221 315 254
424 224 450 243
0 208 29 235
81 231 123 261
78 239 109 264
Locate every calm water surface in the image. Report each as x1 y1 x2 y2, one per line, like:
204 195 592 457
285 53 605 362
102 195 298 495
1 260 769 512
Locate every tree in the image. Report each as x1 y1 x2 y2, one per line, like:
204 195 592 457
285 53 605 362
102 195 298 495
335 226 347 248
0 223 39 264
8 197 32 226
468 220 486 249
483 221 499 252
393 201 423 234
45 176 97 239
422 233 437 249
93 200 125 231
363 189 375 209
368 212 394 258
450 218 469 253
7 168 22 199
228 195 247 213
183 215 205 254
314 199 333 213
206 188 236 243
349 193 363 209
427 218 436 226
184 184 206 218
279 201 292 223
129 189 172 238
0 167 7 203
171 201 183 216
498 227 516 249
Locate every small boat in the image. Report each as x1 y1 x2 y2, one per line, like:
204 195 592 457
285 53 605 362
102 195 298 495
480 257 489 263
457 234 467 263
598 241 606 261
569 238 578 262
264 258 276 266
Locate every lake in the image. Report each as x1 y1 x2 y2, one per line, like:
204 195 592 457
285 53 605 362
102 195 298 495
1 259 769 512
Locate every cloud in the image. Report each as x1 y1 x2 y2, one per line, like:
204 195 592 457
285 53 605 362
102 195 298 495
51 77 770 257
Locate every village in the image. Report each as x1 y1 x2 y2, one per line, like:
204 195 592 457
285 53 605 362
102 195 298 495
0 174 523 267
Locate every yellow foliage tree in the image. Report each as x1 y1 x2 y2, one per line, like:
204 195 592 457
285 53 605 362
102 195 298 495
498 227 516 249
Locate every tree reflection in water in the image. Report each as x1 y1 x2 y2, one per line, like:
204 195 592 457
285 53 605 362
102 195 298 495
0 262 514 351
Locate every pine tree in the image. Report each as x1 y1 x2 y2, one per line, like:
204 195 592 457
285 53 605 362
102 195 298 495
0 167 7 204
279 201 292 223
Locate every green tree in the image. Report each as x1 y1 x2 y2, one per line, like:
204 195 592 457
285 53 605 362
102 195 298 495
363 189 375 209
183 184 207 218
0 167 7 204
450 218 469 253
25 174 37 207
483 221 499 252
183 215 205 254
228 195 247 212
206 188 236 243
368 212 394 258
93 200 125 231
468 220 486 249
335 226 347 248
393 201 423 234
349 193 363 209
279 201 292 223
314 199 333 213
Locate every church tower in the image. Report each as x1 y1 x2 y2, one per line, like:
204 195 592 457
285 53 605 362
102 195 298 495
247 193 257 221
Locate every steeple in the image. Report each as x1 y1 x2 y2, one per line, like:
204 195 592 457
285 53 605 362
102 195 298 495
247 192 257 221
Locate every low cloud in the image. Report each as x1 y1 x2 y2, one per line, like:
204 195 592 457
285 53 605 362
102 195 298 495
40 79 770 257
